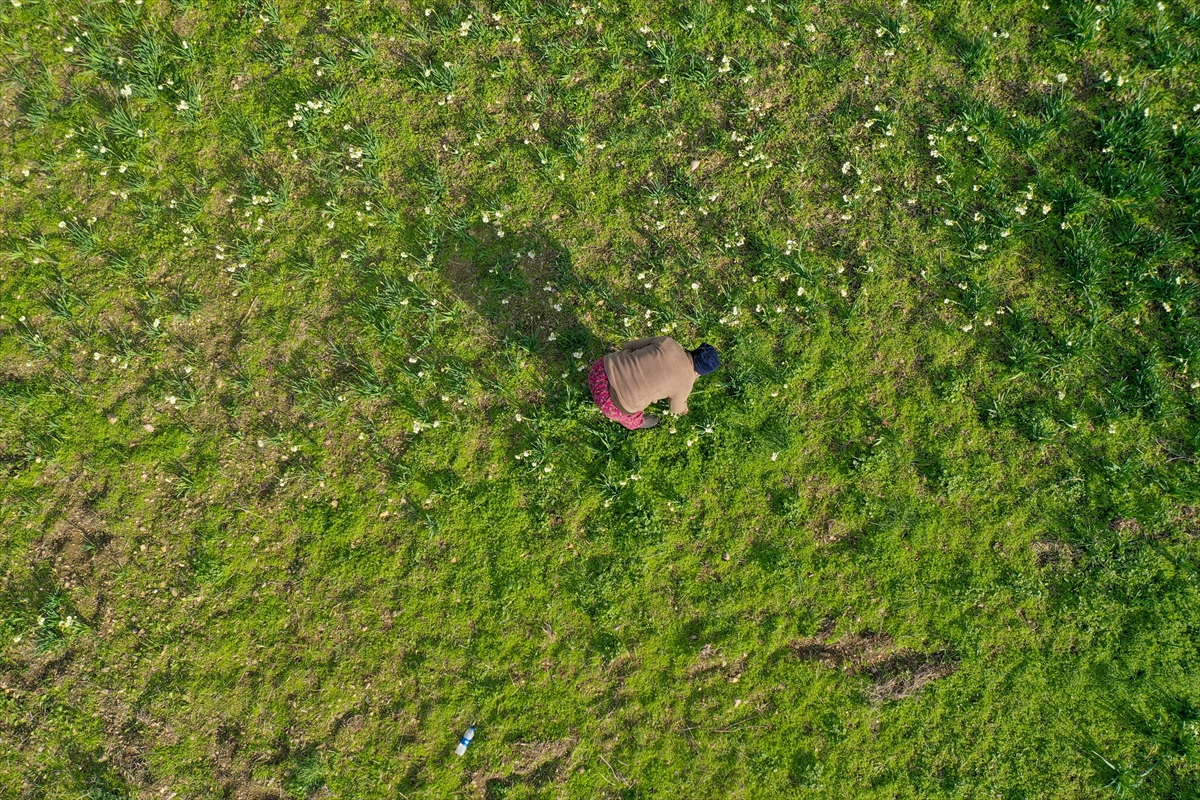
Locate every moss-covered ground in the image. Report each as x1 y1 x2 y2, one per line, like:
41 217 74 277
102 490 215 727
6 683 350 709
2 0 1200 797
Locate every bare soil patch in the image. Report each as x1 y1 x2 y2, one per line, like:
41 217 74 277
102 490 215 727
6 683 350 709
790 627 955 702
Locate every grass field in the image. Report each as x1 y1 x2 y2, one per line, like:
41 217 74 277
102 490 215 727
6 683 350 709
3 0 1200 797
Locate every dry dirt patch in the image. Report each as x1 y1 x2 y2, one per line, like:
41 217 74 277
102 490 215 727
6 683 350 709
1029 537 1079 567
470 737 577 799
790 626 955 702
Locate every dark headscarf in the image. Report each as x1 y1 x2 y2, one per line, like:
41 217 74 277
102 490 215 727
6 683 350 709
690 343 720 375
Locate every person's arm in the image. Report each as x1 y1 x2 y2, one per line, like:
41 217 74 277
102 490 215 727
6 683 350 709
668 389 691 415
621 336 662 352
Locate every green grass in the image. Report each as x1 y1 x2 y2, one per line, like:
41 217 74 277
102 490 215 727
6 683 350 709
2 0 1200 797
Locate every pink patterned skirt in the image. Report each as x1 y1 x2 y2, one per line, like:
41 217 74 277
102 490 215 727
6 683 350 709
588 359 644 430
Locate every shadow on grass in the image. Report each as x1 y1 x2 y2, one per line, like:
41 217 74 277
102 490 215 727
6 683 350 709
440 229 607 403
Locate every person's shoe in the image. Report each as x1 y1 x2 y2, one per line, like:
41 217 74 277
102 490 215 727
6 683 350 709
638 415 660 430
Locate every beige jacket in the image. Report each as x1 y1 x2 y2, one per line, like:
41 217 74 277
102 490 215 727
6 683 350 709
603 337 698 415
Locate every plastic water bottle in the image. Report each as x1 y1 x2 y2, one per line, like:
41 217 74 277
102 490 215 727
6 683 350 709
454 726 475 756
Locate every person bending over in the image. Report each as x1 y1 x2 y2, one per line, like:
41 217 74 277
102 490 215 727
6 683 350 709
587 337 720 430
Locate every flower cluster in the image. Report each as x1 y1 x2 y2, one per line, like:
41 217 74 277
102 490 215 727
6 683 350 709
514 448 553 474
288 98 332 128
